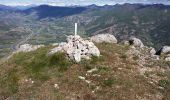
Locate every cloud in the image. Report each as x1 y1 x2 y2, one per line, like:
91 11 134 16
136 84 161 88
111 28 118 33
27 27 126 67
0 0 170 6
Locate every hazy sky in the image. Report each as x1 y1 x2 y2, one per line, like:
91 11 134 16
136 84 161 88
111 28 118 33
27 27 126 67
0 0 170 6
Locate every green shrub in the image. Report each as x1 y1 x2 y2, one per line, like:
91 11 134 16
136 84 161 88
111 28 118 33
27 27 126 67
103 78 116 87
98 66 110 73
158 80 170 89
90 56 104 64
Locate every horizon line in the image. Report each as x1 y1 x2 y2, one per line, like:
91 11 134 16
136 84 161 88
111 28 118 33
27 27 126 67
1 3 170 7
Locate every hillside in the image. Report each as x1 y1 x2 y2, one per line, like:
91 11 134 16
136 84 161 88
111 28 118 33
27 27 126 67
23 5 87 19
83 4 170 49
21 4 170 49
0 42 169 99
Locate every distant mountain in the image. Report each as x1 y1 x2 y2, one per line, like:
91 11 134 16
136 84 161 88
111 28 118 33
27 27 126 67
1 3 170 59
0 4 17 11
13 5 37 10
82 4 170 49
23 5 87 19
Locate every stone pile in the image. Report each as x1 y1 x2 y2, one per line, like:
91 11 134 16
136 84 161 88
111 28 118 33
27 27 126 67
49 35 100 62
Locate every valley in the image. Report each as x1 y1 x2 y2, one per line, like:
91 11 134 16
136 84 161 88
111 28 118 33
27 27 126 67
0 4 170 59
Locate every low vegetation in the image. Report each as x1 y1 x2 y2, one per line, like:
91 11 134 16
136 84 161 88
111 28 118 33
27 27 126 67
0 43 169 100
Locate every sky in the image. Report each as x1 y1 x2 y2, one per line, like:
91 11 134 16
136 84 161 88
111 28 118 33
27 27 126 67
0 0 170 6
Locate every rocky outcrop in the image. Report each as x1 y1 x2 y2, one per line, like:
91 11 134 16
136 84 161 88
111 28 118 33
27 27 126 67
127 37 144 48
90 34 117 43
161 46 170 54
155 46 170 61
17 44 44 52
156 46 170 55
49 35 100 62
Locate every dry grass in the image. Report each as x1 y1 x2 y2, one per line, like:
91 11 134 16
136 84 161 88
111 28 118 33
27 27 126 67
0 43 169 100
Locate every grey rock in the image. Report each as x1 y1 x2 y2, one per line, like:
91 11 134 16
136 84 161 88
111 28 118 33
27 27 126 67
129 37 144 48
91 34 117 43
17 44 44 52
161 46 170 54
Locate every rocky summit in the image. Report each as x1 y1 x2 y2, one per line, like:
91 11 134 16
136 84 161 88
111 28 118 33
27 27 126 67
0 34 170 100
49 35 100 62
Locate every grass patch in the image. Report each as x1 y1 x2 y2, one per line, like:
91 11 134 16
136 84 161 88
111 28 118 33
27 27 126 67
11 47 72 81
158 80 170 89
0 68 19 95
103 78 117 87
98 66 110 74
80 55 104 71
48 53 72 71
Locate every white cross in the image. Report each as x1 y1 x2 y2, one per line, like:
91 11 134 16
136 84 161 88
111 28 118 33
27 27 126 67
75 23 77 36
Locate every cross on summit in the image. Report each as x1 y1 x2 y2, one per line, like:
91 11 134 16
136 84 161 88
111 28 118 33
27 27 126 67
75 23 77 36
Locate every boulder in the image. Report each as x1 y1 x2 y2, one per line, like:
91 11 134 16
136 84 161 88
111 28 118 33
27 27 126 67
156 46 170 55
49 35 100 62
161 46 170 54
149 47 156 55
165 57 170 61
123 40 130 45
90 34 117 43
128 37 144 48
165 54 170 61
17 44 44 52
155 46 170 61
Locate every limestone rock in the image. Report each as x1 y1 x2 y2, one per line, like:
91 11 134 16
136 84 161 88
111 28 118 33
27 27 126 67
51 43 59 46
149 47 156 55
17 44 44 52
165 54 170 61
123 40 129 45
165 57 170 61
155 46 170 61
90 34 117 43
156 46 170 55
49 35 100 62
128 37 144 48
161 46 170 54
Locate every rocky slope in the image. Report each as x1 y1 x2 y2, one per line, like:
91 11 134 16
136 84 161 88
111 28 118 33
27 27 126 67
0 34 169 100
